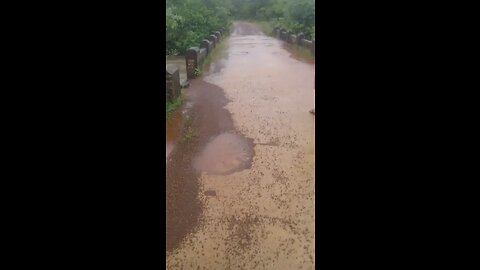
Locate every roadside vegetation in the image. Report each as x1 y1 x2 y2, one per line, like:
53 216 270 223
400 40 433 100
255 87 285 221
201 38 229 73
231 0 316 60
231 0 315 40
166 0 233 56
166 0 314 57
179 115 197 144
166 94 184 119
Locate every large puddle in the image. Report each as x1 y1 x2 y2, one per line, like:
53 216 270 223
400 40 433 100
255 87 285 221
193 132 254 175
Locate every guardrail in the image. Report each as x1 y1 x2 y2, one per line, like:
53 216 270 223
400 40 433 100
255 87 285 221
273 27 315 56
166 27 228 102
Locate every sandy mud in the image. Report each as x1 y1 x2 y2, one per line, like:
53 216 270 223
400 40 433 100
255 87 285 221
166 21 315 269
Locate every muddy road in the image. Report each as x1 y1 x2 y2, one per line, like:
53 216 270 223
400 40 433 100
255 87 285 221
166 22 315 269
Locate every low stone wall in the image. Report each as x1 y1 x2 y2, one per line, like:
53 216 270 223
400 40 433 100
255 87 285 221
273 26 315 57
201 39 213 55
185 28 228 79
166 27 229 102
208 34 217 48
289 34 297 44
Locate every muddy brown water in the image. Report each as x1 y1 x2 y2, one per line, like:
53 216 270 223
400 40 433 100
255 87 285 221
166 77 254 252
193 132 254 175
166 108 183 158
167 21 315 269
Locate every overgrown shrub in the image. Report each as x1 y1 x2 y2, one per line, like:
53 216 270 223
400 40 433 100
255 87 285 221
166 0 233 56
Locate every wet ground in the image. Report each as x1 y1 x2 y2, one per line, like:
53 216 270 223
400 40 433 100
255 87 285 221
193 132 254 175
166 108 183 158
166 22 315 269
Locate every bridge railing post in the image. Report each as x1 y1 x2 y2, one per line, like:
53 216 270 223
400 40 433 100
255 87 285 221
198 48 207 67
208 34 217 48
166 64 181 101
200 39 212 55
290 34 297 44
301 39 312 50
185 47 199 79
280 30 288 41
297 33 305 45
273 26 279 37
287 31 295 44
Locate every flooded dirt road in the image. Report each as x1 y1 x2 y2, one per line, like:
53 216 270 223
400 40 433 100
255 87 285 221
167 22 315 269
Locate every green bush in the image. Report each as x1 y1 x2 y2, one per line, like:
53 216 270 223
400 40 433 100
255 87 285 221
166 0 233 56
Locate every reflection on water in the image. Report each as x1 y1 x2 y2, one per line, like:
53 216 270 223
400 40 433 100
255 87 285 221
193 133 253 175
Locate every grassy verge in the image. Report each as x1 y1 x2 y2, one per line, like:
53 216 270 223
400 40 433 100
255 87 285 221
252 20 314 62
286 44 315 62
179 115 196 144
180 126 196 144
200 37 229 74
166 94 184 119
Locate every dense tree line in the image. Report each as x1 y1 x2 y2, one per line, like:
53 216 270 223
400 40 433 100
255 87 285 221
166 0 315 56
230 0 315 40
166 0 233 56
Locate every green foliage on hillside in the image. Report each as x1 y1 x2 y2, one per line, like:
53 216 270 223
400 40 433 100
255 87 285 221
166 0 233 56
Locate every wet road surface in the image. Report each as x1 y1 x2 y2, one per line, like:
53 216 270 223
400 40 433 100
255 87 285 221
166 22 315 269
166 108 183 158
193 132 254 175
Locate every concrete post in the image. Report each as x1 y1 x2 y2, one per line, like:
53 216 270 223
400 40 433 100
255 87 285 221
272 26 277 37
166 64 180 101
200 39 212 55
185 47 199 79
208 35 217 48
301 39 312 49
198 48 207 67
297 33 305 45
287 31 294 43
281 30 288 41
290 34 297 44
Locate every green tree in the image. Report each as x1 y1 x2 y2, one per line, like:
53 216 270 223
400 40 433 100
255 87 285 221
166 0 233 55
284 0 315 37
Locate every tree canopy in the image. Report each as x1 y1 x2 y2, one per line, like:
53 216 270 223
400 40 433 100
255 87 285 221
166 0 233 55
229 0 314 36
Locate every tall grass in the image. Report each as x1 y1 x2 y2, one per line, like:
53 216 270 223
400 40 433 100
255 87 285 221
201 37 229 72
287 44 315 62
